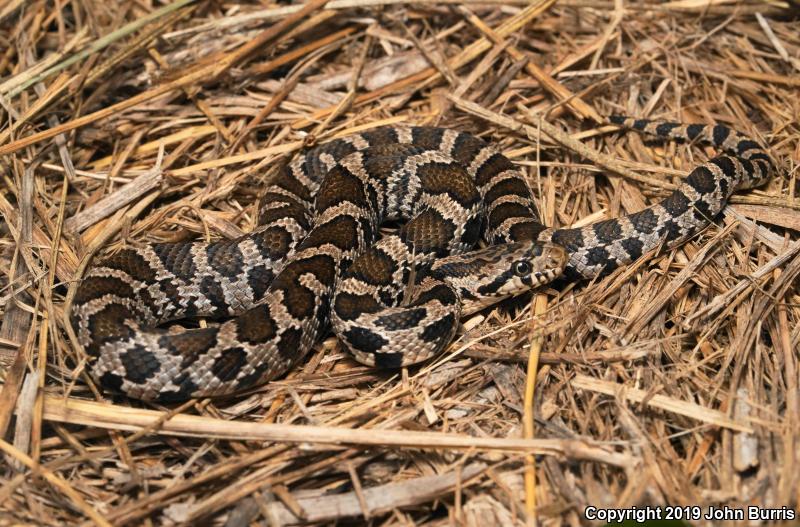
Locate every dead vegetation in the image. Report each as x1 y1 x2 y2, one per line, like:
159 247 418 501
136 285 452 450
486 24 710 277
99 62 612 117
1 0 799 525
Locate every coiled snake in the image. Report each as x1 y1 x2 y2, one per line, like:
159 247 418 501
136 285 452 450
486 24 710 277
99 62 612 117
71 117 774 402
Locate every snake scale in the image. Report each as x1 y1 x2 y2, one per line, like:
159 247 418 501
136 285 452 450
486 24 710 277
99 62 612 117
71 117 774 402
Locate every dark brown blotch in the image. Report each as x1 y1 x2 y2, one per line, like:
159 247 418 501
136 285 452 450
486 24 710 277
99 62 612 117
407 283 454 306
304 141 359 180
74 275 135 304
363 144 421 180
657 219 684 243
686 124 705 140
206 241 244 277
508 220 544 243
246 264 274 302
343 326 388 354
257 194 310 229
303 216 360 253
85 303 137 356
451 132 485 166
488 202 533 236
158 329 219 370
550 228 585 254
654 122 680 137
334 292 382 320
484 177 529 207
276 326 304 364
409 127 446 149
210 347 248 382
235 361 275 391
359 127 401 147
417 162 478 206
254 226 294 261
686 165 717 194
158 373 199 402
375 308 427 331
403 209 455 255
474 152 515 187
592 220 623 245
712 124 730 146
153 243 196 280
273 167 313 200
584 246 613 268
420 312 456 343
661 189 691 217
347 248 398 286
374 352 404 368
235 306 277 344
120 344 161 384
620 237 645 260
103 249 158 283
158 280 188 318
314 164 369 211
628 208 660 234
709 156 736 184
200 276 229 315
99 371 124 392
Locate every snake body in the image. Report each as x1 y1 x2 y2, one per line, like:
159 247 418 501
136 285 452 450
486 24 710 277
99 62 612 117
71 117 774 402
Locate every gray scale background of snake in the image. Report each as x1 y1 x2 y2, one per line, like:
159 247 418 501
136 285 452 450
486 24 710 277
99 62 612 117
71 117 775 402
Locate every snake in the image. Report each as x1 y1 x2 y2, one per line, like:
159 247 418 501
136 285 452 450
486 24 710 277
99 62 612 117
70 117 774 402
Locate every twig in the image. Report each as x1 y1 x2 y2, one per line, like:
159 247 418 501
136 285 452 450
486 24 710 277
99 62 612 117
260 463 487 525
38 392 632 465
571 375 753 433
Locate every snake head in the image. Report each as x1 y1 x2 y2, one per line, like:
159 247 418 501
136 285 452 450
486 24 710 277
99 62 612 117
429 241 566 316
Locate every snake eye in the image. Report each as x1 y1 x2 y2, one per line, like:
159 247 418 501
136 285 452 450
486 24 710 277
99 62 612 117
513 261 531 276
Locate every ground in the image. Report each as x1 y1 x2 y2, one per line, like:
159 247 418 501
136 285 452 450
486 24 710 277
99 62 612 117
0 1 798 526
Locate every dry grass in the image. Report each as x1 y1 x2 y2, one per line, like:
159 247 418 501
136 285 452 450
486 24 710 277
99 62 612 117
1 1 799 525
